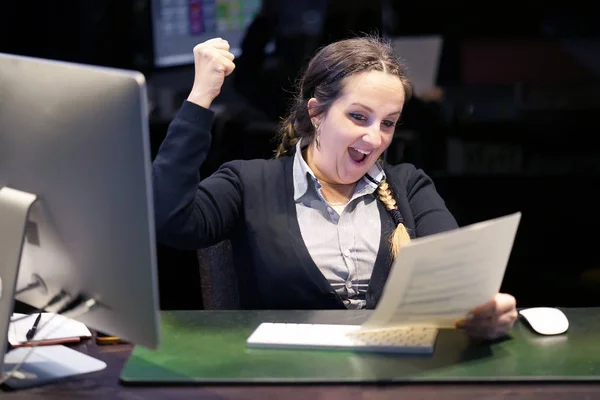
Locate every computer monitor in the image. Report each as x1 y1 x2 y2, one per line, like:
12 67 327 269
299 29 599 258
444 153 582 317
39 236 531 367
151 0 262 67
0 53 160 387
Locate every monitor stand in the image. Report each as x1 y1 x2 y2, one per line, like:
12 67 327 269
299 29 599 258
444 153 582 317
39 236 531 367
0 187 106 390
3 343 107 390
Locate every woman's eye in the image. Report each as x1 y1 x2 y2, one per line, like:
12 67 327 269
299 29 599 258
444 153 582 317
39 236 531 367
349 113 396 128
349 113 367 121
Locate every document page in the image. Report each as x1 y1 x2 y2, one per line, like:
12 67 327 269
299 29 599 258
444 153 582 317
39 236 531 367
9 313 92 346
361 212 521 330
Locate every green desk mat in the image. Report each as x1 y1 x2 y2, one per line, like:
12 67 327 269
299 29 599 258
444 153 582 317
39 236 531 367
120 308 600 384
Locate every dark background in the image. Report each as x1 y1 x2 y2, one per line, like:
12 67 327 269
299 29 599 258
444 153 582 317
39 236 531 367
3 1 600 310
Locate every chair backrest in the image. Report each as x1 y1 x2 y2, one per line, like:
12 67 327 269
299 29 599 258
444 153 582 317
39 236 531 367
196 240 240 310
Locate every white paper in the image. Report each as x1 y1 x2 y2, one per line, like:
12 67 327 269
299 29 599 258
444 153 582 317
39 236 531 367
9 313 92 345
360 212 521 330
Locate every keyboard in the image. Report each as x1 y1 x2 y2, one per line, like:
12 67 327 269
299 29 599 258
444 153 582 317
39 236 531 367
246 323 439 354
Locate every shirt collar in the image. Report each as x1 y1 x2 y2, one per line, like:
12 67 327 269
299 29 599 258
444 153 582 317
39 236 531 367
292 138 386 202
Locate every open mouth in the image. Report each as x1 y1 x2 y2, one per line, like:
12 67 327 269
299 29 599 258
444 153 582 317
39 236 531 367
348 147 371 165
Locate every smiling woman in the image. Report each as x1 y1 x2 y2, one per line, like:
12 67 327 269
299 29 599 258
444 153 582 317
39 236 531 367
274 36 413 256
152 35 519 341
305 72 405 185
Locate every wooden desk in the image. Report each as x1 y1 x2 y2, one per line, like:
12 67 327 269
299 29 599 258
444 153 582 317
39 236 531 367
4 314 600 400
2 340 600 399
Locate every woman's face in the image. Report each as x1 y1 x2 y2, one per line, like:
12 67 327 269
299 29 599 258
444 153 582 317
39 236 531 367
306 70 406 186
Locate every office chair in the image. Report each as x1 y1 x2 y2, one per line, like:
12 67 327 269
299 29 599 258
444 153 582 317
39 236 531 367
196 240 240 310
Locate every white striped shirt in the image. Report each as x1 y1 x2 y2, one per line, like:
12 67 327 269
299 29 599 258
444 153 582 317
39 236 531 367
293 139 386 309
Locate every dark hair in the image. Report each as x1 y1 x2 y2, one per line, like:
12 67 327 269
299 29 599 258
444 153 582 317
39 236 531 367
275 34 412 158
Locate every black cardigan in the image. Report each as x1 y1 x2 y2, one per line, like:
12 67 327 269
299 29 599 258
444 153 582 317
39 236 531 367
153 101 459 310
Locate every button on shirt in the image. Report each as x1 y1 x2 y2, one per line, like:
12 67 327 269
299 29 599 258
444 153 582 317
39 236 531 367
293 139 386 309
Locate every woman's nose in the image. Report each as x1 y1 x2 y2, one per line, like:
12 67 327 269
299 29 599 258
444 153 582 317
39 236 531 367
363 125 382 148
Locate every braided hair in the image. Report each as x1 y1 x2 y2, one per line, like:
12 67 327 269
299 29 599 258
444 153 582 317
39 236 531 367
377 180 411 258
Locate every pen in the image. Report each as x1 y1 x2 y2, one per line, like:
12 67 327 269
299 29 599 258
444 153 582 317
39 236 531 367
26 312 42 341
18 337 81 347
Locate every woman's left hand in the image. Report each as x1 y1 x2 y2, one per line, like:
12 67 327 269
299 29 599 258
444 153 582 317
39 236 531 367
456 293 518 341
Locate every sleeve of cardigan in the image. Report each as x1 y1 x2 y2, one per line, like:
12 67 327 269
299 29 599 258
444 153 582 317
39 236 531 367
152 100 244 250
405 165 459 236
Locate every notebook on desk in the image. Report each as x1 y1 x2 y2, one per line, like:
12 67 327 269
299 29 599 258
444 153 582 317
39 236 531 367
9 313 92 347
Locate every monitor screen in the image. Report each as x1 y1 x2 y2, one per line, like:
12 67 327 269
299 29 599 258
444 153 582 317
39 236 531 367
0 53 160 357
151 0 262 67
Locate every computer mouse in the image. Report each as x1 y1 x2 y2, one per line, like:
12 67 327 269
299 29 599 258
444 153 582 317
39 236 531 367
518 307 569 335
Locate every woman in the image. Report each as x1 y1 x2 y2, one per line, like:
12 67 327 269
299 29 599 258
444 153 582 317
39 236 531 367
153 36 517 340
